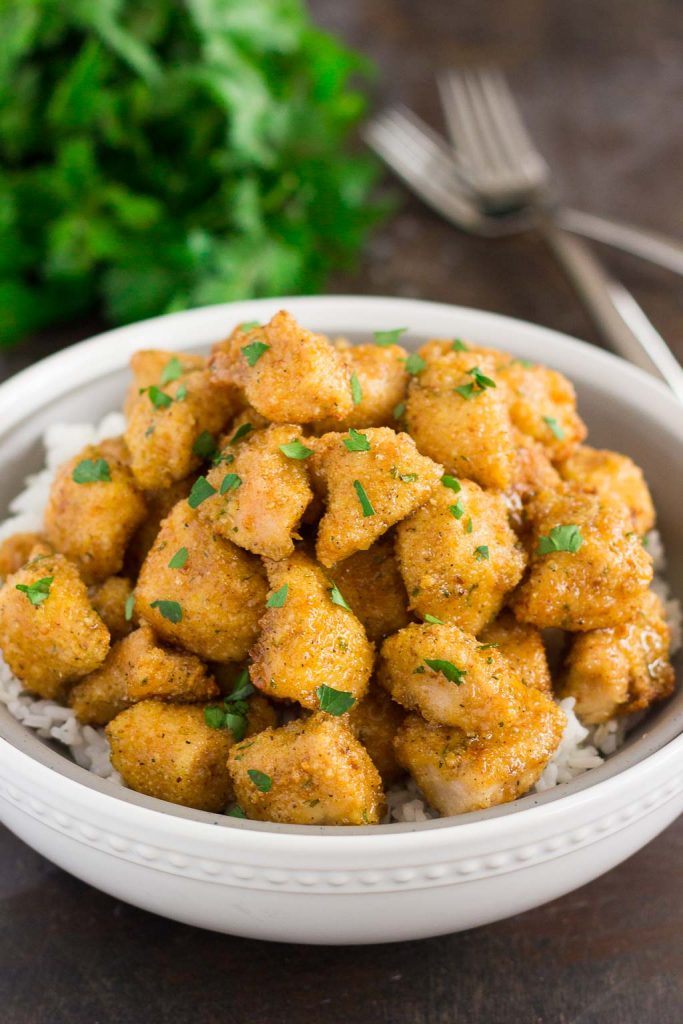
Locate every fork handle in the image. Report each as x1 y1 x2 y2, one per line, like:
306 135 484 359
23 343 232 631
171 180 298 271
558 208 683 277
540 223 683 401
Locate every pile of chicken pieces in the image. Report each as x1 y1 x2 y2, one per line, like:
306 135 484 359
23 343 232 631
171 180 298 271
0 311 675 824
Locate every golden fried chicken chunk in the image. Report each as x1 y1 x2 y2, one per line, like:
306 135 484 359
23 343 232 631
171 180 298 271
135 500 267 662
557 445 655 536
125 366 237 490
312 426 442 566
559 590 674 724
124 475 194 575
506 429 562 524
395 694 565 816
125 349 206 415
197 424 313 560
404 342 516 489
346 682 405 785
0 550 109 698
70 623 219 726
44 438 147 584
89 576 135 641
395 479 526 633
210 310 353 424
479 610 552 694
378 621 538 733
330 534 410 642
498 359 586 460
313 343 409 432
227 714 385 825
512 487 653 631
250 550 373 708
0 531 44 578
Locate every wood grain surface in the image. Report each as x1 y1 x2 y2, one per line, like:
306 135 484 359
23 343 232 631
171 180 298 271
1 2 682 1022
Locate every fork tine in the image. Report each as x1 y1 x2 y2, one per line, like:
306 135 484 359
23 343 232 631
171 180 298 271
368 107 464 184
437 71 496 174
462 69 513 172
474 68 549 182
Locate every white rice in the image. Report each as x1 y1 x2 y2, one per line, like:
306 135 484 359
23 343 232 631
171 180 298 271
0 419 679 822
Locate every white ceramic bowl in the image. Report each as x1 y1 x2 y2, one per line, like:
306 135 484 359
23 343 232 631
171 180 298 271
0 296 681 945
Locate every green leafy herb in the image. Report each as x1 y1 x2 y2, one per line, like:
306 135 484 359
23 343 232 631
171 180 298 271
424 659 467 684
192 431 217 460
144 385 173 410
449 500 465 520
72 458 111 484
15 576 54 607
393 401 406 420
441 474 461 492
343 429 371 452
374 328 407 347
537 524 584 555
220 473 242 495
239 322 260 333
241 342 270 367
160 356 183 386
350 372 363 407
248 769 273 793
474 545 489 561
266 584 289 608
353 480 375 517
405 352 427 376
204 706 228 730
188 476 217 508
124 593 135 622
329 583 352 611
478 642 499 651
229 422 253 444
424 613 444 624
168 547 188 569
175 383 188 401
543 416 566 441
465 517 474 533
452 339 469 352
279 439 314 460
390 468 418 482
316 684 356 716
227 671 256 703
227 805 247 818
454 366 497 401
150 599 182 624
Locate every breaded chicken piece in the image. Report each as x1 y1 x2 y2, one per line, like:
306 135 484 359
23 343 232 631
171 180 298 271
559 590 674 724
556 445 655 536
250 550 373 708
69 623 219 725
378 621 535 733
135 500 267 662
498 360 586 460
512 486 653 631
197 424 313 560
125 367 237 490
330 534 410 642
346 682 405 785
44 438 147 584
404 342 516 490
311 426 442 566
479 610 552 694
0 532 44 578
313 343 409 432
395 479 526 633
210 310 353 425
125 349 206 415
395 695 565 816
124 475 194 575
506 429 562 528
0 550 110 698
227 714 385 825
89 576 135 641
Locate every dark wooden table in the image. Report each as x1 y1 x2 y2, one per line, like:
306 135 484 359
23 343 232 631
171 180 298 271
1 2 682 1022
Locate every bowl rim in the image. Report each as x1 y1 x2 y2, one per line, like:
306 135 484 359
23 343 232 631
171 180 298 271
0 293 681 839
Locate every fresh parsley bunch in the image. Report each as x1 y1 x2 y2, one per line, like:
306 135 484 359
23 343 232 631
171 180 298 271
0 0 384 346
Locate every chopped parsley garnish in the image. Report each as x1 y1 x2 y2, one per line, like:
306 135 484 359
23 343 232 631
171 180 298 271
239 321 260 333
424 659 467 684
329 583 352 611
405 352 427 376
204 697 250 740
124 593 135 622
279 439 314 460
144 385 174 409
537 524 584 555
393 401 406 420
512 358 535 368
465 517 474 533
168 547 188 569
452 338 469 352
15 576 54 607
474 545 489 561
449 500 465 519
390 468 418 482
175 382 188 401
228 422 253 444
353 479 375 517
228 670 256 702
543 416 566 441
373 327 407 347
424 613 444 624
192 431 217 460
441 474 461 492
248 769 273 793
188 476 217 508
350 371 363 406
220 473 242 495
160 356 184 385
204 705 228 730
241 341 270 366
72 458 111 484
343 429 371 452
150 599 183 623
266 584 289 608
316 684 356 716
454 366 496 400
478 642 499 651
227 805 247 818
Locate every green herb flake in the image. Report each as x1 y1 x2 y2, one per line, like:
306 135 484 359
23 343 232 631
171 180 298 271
537 524 584 555
478 642 499 651
353 479 375 517
220 473 242 495
350 371 363 406
204 706 227 730
405 352 427 376
343 428 371 452
241 341 270 367
449 499 465 520
239 321 260 333
424 659 467 684
227 671 256 703
393 401 406 420
72 458 111 484
248 769 273 793
329 583 352 611
543 416 566 441
454 366 496 401
124 593 135 622
374 327 407 347
390 469 418 482
316 684 356 716
144 385 173 410
229 422 253 445
150 599 183 624
224 712 248 741
424 613 444 624
279 439 314 460
168 547 188 570
474 545 489 561
160 356 183 386
227 805 247 818
512 358 535 369
441 474 461 493
266 584 289 609
15 576 54 607
175 383 188 401
465 517 474 533
452 339 469 352
188 476 217 508
192 431 217 460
